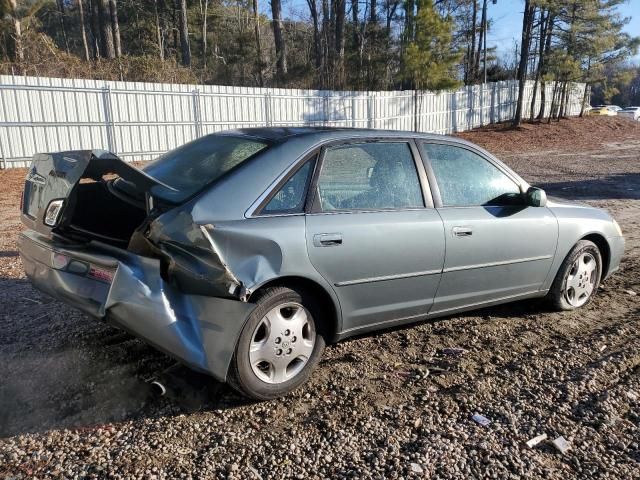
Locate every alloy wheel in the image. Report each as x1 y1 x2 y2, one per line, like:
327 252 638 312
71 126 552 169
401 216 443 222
249 302 316 384
564 252 597 307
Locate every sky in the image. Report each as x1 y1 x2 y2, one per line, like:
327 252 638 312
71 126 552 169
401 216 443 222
488 0 640 62
279 0 640 63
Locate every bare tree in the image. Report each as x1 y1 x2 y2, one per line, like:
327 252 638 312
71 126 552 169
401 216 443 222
109 0 122 57
466 0 477 83
334 0 345 87
306 0 322 71
56 0 70 53
178 0 191 66
153 0 165 60
270 0 288 82
77 0 91 61
252 0 264 86
97 0 116 58
513 0 535 126
7 0 24 64
200 0 209 69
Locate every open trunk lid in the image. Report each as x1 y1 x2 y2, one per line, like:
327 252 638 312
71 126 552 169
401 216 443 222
21 150 175 243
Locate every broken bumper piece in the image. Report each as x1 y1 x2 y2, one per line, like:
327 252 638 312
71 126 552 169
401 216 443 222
18 229 256 382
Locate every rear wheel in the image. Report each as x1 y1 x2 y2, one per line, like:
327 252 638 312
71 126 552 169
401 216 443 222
549 240 602 311
228 286 325 400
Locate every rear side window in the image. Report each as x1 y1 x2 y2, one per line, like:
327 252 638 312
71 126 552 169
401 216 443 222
262 159 315 214
422 143 521 207
142 134 268 202
315 142 424 211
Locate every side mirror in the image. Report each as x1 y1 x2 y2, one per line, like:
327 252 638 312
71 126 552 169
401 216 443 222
525 186 547 207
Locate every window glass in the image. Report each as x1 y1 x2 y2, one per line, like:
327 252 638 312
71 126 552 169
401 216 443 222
423 143 521 206
138 134 268 203
316 142 424 211
262 160 314 214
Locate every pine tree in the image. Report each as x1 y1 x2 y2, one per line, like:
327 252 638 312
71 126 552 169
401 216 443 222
402 0 461 91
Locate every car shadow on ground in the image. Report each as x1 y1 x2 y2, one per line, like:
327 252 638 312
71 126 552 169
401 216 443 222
1 271 560 438
538 173 640 200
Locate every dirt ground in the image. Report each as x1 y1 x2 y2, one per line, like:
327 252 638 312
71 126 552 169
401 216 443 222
0 117 639 479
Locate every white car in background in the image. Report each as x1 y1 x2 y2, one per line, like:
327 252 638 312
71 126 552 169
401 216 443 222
618 107 640 121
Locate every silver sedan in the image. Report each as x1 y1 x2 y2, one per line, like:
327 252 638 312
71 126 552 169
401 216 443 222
18 128 625 399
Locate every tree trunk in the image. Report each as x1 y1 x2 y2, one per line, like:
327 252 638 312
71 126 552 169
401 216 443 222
200 0 208 69
321 0 330 87
334 0 345 88
8 0 23 65
252 0 264 86
108 0 122 57
370 0 377 23
548 80 560 123
467 0 477 83
529 8 546 121
536 13 554 120
97 0 116 59
386 0 398 36
77 0 91 61
512 0 534 127
154 0 165 60
474 0 486 81
57 0 71 53
89 0 101 58
579 82 590 117
306 0 322 72
271 0 288 82
178 0 191 66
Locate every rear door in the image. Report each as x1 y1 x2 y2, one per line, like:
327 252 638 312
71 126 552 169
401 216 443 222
305 139 445 334
419 141 558 314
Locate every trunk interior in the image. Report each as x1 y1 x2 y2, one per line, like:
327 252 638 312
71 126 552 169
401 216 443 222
65 180 148 246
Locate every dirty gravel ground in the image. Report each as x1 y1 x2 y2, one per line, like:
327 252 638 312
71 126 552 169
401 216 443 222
0 117 638 479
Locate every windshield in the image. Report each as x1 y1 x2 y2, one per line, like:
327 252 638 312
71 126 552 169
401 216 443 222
140 134 269 202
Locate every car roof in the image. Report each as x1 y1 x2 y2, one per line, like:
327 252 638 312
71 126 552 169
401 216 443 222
220 126 459 143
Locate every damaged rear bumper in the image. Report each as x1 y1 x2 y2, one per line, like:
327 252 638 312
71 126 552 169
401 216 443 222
18 229 256 382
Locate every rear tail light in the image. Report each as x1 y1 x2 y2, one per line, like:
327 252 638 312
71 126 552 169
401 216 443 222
44 199 64 226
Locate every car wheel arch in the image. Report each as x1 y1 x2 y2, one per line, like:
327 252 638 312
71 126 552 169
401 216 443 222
247 276 341 342
580 233 611 280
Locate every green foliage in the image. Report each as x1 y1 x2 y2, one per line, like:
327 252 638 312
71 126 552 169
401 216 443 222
402 0 462 91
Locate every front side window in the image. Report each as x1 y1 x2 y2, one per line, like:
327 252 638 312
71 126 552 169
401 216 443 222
316 142 424 211
422 143 521 207
262 159 315 214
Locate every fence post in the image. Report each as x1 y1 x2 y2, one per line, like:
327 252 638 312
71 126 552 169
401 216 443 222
101 86 116 153
323 94 330 126
192 89 203 137
351 93 357 128
0 135 6 169
262 93 273 127
413 90 418 132
367 93 374 129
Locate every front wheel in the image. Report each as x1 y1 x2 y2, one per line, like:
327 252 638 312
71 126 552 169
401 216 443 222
228 286 325 400
548 240 602 311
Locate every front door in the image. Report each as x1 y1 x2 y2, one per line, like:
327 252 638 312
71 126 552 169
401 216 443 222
305 140 445 334
419 142 558 314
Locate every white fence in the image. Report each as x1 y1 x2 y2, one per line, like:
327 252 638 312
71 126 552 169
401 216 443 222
0 75 586 168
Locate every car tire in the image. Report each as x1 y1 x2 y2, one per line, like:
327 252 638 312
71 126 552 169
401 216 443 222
548 240 602 311
228 286 326 400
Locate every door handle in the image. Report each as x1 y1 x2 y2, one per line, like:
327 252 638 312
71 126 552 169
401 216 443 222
313 233 343 247
452 226 473 237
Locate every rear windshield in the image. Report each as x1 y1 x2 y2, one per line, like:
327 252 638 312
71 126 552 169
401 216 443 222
142 134 269 202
